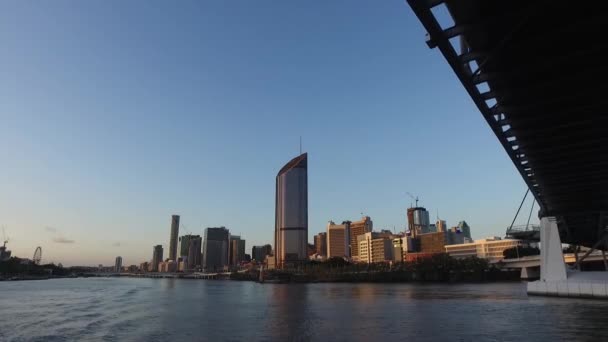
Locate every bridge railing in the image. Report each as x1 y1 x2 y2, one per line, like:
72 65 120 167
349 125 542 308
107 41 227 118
507 224 540 233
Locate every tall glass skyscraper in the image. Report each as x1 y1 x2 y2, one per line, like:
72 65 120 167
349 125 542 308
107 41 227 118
275 153 308 268
169 215 180 261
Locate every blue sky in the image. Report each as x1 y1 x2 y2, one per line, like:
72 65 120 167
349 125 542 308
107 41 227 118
0 1 534 266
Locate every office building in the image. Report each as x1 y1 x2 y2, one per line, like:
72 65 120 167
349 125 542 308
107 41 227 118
159 260 177 273
114 256 122 273
349 216 373 260
179 234 199 258
393 237 414 262
418 232 447 254
458 221 472 240
229 235 246 266
178 257 188 272
314 232 327 257
327 221 350 259
446 230 465 245
436 220 447 233
428 224 437 233
169 215 180 261
152 245 163 272
445 237 522 263
202 227 230 271
139 262 149 272
358 233 393 263
275 153 308 268
407 207 430 237
188 236 202 270
252 244 272 262
266 254 276 269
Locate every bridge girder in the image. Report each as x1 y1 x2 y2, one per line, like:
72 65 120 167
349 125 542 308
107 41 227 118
407 0 608 248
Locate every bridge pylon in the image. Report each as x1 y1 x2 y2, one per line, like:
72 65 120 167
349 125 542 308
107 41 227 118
528 217 608 298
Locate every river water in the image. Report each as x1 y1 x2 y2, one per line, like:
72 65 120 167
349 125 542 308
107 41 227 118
0 278 607 341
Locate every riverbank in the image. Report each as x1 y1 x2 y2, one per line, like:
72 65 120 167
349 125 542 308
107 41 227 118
0 274 79 281
231 268 522 283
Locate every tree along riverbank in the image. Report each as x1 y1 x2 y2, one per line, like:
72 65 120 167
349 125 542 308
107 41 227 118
0 257 71 280
231 254 521 283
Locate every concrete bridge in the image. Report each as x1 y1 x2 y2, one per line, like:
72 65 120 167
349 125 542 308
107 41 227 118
501 252 608 280
407 0 608 298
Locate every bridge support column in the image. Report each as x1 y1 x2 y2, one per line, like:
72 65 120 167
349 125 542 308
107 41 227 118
520 266 540 280
528 216 608 299
539 217 566 282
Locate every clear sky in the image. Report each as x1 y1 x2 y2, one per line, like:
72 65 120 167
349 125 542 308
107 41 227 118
0 1 535 266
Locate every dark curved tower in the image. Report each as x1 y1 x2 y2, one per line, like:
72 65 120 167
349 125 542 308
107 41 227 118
275 153 308 268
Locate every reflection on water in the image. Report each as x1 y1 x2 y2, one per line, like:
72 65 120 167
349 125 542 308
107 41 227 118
1 278 607 341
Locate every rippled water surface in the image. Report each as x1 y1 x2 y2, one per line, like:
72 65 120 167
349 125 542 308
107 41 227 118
1 278 607 341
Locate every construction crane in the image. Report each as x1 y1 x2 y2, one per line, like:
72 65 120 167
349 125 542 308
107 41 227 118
2 226 8 248
181 223 192 236
406 192 420 207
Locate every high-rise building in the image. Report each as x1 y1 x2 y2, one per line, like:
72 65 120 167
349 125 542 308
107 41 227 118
436 220 448 233
114 256 122 272
407 207 430 237
152 245 163 272
275 153 308 268
187 236 202 270
458 221 472 240
349 216 373 259
252 244 272 262
179 234 197 258
202 227 230 272
327 221 350 259
229 235 246 266
169 215 180 261
139 261 149 272
314 232 327 256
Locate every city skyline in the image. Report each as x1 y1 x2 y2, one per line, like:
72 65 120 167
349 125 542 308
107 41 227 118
0 1 536 266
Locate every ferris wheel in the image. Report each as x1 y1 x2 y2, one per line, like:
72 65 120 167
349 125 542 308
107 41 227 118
33 246 42 265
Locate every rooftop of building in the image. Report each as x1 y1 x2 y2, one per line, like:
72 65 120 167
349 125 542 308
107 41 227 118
277 153 307 177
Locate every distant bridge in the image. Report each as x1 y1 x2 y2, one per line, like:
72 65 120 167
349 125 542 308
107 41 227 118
506 224 540 241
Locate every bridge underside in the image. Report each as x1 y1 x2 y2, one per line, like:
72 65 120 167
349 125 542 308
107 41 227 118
408 0 608 248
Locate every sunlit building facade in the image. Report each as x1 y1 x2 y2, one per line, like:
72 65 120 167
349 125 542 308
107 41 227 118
327 221 350 259
445 237 522 263
349 216 373 260
314 232 327 257
275 153 308 268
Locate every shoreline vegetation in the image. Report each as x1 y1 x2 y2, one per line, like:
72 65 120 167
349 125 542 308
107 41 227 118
1 254 522 283
236 255 521 283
